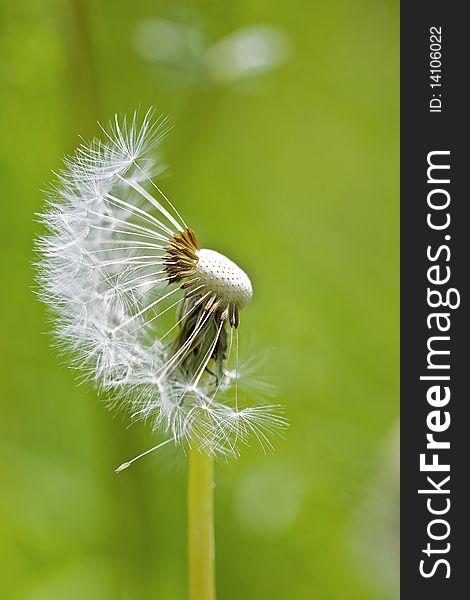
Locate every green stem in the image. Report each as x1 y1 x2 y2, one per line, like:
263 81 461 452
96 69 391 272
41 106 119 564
63 0 100 137
188 447 216 600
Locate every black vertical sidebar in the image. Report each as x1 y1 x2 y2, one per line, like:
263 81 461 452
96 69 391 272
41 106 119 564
401 3 468 598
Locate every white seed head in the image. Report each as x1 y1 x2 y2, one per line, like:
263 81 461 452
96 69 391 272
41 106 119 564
35 109 286 461
195 249 253 308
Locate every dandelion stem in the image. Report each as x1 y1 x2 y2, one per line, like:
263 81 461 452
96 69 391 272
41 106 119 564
188 447 216 600
64 0 100 135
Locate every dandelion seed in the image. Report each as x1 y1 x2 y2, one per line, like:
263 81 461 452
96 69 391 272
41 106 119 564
36 108 287 464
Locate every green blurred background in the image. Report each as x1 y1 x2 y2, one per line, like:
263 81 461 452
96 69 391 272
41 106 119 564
0 0 399 598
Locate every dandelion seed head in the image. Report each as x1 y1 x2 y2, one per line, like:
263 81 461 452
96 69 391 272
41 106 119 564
36 109 286 460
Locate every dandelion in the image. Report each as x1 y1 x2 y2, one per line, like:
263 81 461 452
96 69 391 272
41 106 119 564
36 109 286 599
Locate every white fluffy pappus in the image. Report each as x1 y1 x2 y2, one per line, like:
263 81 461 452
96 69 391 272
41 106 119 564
36 109 286 462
